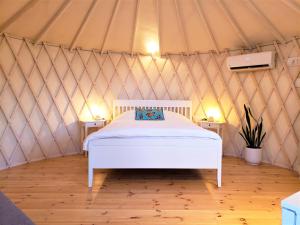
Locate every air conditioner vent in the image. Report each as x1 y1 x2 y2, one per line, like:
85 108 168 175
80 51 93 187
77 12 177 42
227 51 275 72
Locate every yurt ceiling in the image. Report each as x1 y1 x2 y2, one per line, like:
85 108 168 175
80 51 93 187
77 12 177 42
1 0 300 54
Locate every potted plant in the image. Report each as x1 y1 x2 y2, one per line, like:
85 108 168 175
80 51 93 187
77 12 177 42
239 104 266 165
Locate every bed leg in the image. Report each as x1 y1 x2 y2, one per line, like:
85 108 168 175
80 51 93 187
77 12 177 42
217 141 222 188
217 168 222 188
88 166 93 188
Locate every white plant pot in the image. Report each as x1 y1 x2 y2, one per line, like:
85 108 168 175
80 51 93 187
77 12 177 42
245 147 262 165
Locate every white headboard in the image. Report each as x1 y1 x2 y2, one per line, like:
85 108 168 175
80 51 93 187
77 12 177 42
113 99 192 120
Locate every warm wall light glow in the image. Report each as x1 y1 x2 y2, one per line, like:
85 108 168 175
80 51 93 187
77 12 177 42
80 103 108 121
206 108 222 122
91 103 106 120
146 40 159 55
80 106 91 121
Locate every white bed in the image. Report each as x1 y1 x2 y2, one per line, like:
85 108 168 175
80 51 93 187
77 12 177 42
83 100 222 188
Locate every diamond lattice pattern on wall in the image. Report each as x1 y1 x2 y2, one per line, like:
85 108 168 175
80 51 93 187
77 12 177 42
0 35 299 170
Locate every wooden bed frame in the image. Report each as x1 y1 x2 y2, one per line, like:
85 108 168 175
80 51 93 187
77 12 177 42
88 99 222 188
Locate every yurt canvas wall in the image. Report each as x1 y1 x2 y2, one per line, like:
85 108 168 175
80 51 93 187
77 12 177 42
0 34 299 172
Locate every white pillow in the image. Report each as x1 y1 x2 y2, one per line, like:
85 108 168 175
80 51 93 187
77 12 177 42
115 110 135 121
163 110 190 122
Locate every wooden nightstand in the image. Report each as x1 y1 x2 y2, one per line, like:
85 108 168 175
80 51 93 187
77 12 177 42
197 120 225 138
80 119 107 155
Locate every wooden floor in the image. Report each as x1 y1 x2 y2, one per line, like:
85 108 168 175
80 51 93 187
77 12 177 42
0 156 299 225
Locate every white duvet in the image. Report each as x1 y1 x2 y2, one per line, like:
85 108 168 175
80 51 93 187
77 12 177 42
83 110 221 151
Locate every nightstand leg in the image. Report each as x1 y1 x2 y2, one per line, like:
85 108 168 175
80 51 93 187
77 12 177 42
85 126 88 139
80 126 83 154
83 126 88 155
80 120 106 157
221 127 223 139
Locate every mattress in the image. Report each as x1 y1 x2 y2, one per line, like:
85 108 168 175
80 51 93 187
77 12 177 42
83 110 221 151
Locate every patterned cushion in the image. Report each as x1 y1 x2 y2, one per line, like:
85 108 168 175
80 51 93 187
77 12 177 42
135 108 165 120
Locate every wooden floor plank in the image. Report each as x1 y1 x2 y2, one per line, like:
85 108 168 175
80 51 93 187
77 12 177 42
0 155 299 225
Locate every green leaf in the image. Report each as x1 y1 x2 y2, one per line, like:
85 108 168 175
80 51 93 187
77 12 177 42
240 104 265 148
258 132 266 147
248 107 258 123
244 105 251 131
239 132 250 146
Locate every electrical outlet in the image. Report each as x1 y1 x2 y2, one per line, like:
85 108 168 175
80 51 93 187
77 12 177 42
287 57 300 66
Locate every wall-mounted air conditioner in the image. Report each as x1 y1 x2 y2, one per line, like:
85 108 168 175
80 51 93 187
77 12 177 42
227 51 275 72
